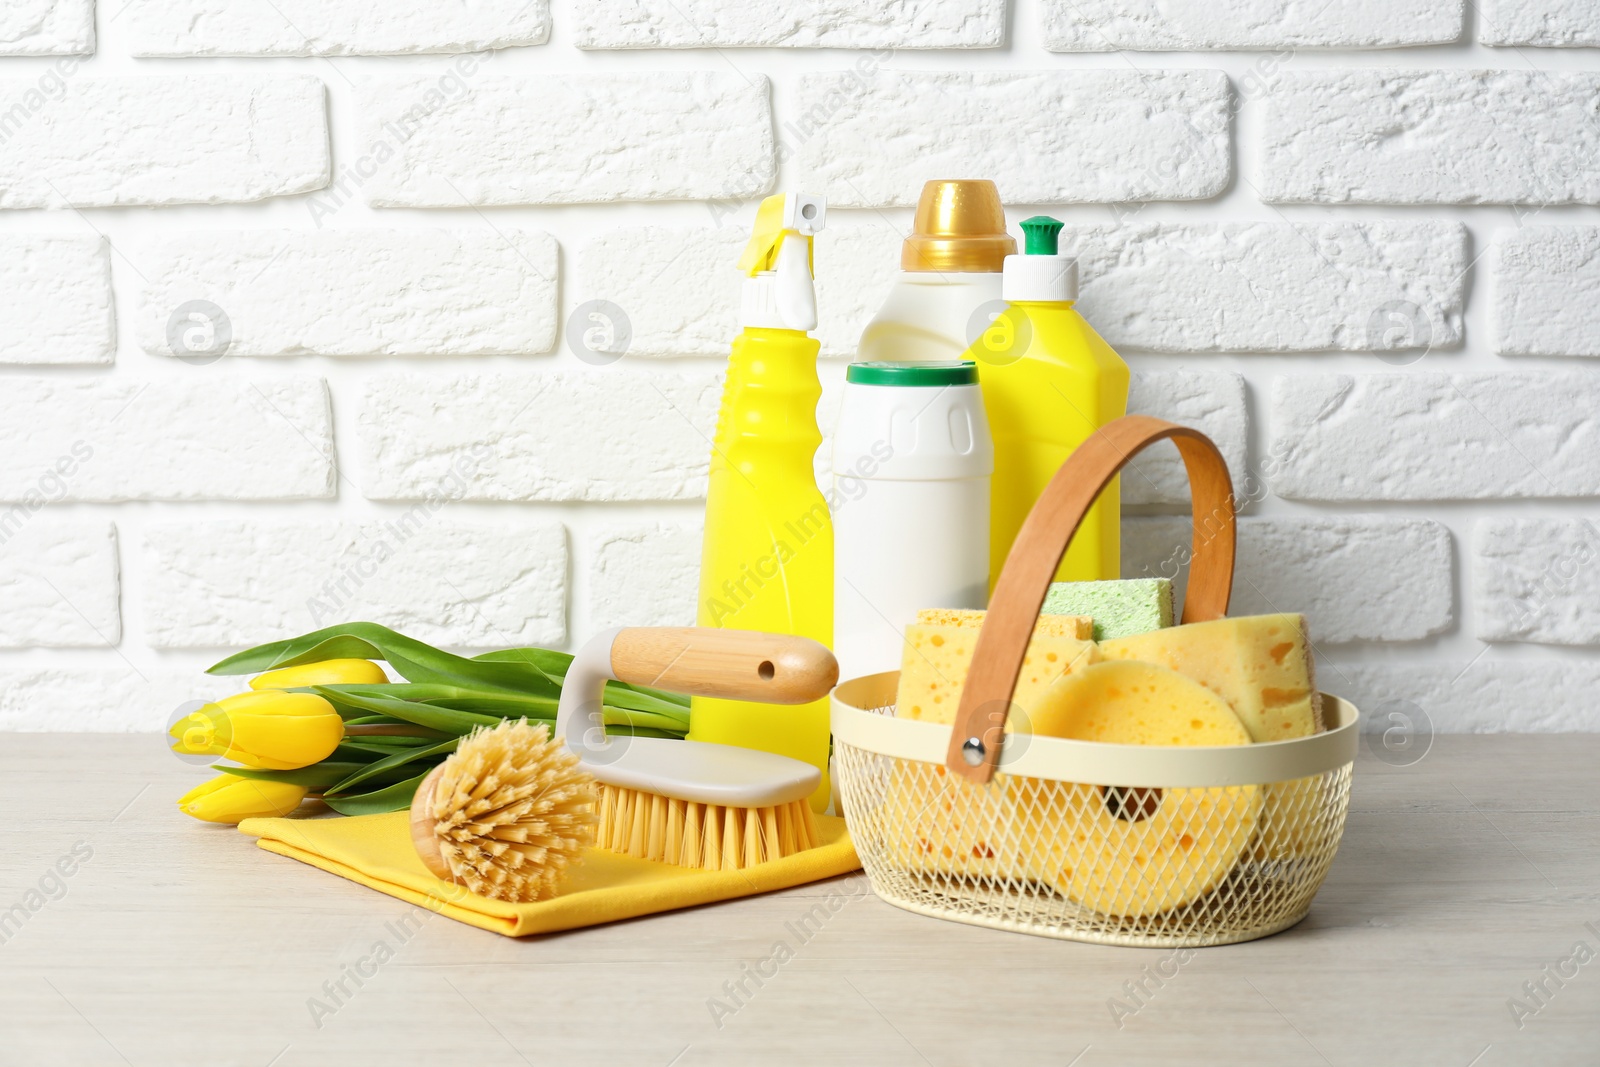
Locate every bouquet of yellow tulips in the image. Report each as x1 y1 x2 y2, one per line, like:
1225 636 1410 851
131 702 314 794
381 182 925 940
172 622 691 824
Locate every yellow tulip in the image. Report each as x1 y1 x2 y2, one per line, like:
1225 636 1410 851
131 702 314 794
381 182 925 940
169 690 344 770
249 658 388 690
179 773 308 824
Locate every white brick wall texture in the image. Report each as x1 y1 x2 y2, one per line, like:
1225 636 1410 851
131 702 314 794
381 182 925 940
0 379 335 502
0 521 118 647
795 70 1231 207
575 224 898 359
0 76 329 208
1044 0 1461 50
1063 222 1465 352
1123 516 1454 643
1472 519 1600 645
1271 374 1600 501
1479 0 1600 46
1491 226 1600 358
0 234 113 364
0 1 93 55
136 230 558 358
359 373 720 502
127 0 550 57
0 12 1597 732
1333 661 1600 733
1124 370 1248 508
143 521 566 649
359 72 774 206
0 669 234 732
1263 71 1600 205
590 523 703 630
574 0 1004 48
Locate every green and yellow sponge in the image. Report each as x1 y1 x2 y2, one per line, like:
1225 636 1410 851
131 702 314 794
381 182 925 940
1041 579 1173 641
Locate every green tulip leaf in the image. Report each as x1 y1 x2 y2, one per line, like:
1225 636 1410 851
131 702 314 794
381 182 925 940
211 762 370 790
324 738 458 797
322 770 432 816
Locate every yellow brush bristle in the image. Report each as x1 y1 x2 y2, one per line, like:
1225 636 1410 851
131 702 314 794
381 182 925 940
429 720 598 902
595 784 820 870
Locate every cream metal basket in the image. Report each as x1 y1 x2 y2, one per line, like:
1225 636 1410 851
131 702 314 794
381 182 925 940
829 416 1359 947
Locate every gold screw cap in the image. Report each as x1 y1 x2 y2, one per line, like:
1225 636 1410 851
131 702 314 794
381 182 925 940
901 179 1016 273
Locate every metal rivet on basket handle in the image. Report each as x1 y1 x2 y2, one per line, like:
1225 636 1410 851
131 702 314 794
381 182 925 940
944 416 1238 783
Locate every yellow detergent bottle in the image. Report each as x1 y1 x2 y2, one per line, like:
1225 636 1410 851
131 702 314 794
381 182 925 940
692 192 833 811
974 215 1129 588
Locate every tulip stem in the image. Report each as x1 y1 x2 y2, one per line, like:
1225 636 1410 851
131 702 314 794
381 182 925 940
344 724 451 739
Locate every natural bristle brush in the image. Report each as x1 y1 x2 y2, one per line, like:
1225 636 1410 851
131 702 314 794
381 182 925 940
561 627 836 871
409 719 598 902
410 627 837 900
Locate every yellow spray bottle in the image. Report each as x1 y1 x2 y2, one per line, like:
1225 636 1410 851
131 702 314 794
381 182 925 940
692 193 833 811
975 215 1129 587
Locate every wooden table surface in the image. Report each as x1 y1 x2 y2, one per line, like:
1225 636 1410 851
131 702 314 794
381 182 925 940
1 733 1596 1066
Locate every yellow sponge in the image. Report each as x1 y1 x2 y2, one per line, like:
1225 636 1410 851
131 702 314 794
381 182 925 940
1026 661 1262 917
1099 614 1322 741
1101 615 1325 862
914 608 1093 640
895 615 1098 726
885 612 1097 881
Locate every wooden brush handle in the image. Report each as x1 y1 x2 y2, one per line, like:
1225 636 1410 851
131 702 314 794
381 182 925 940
408 763 454 883
946 416 1237 784
611 627 839 705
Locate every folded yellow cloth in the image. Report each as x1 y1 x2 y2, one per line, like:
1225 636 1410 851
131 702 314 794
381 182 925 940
238 811 860 937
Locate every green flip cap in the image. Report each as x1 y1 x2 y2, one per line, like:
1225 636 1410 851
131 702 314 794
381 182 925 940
1020 215 1065 256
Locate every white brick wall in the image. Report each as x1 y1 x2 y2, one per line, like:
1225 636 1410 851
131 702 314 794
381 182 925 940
359 72 774 206
1124 516 1454 643
127 0 550 57
575 223 897 359
1472 519 1600 645
143 521 566 649
0 521 119 647
1064 222 1465 352
1045 0 1461 50
0 379 335 502
0 9 1596 731
0 234 113 364
795 70 1231 206
590 523 703 630
0 76 329 208
1263 71 1600 205
1491 226 1600 358
1124 371 1248 508
574 0 1004 48
0 669 234 732
137 230 559 358
1270 374 1600 501
0 1 93 56
1479 0 1600 46
359 373 720 502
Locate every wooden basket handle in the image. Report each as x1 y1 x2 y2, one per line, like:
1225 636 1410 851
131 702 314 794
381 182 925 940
945 416 1237 783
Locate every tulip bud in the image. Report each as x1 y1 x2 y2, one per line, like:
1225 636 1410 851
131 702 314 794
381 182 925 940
178 773 308 824
169 690 344 770
249 658 388 690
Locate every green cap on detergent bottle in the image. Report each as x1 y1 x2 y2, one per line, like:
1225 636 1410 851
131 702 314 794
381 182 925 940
1020 216 1065 256
1003 216 1077 301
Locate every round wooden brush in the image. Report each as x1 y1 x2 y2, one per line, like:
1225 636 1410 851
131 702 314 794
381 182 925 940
409 719 597 903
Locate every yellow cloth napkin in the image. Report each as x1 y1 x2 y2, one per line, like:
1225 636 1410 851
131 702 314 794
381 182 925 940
238 811 860 937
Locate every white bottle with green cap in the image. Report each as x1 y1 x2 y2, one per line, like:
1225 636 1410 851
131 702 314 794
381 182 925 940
831 360 993 681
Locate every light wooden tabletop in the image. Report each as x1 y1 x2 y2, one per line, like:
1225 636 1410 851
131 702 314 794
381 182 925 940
1 733 1596 1066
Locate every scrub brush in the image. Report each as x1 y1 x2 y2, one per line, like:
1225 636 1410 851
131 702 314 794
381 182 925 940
558 627 836 871
409 719 597 902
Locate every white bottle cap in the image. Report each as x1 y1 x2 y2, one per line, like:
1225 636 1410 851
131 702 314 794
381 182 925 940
1002 253 1078 303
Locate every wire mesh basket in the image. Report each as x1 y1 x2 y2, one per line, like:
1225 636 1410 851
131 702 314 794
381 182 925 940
830 417 1359 947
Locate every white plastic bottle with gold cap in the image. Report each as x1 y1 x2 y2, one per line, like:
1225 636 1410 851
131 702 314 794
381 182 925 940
857 179 1015 363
